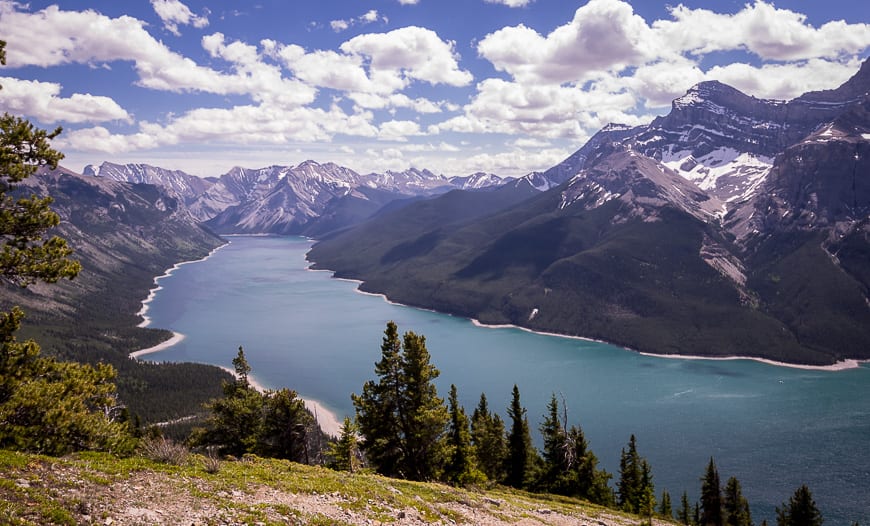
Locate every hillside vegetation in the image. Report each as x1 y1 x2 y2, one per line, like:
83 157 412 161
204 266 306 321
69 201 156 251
0 448 661 526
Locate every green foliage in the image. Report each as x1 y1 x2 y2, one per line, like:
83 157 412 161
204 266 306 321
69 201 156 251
701 457 723 526
256 388 316 463
679 491 694 525
618 434 653 514
0 77 79 287
353 322 449 481
724 476 752 526
660 490 673 519
328 416 360 472
536 393 613 505
776 485 823 526
191 348 320 463
0 308 134 455
505 384 537 489
444 384 483 486
470 392 507 483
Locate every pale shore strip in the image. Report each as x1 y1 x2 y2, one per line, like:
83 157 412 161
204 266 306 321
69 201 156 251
129 331 186 359
637 352 866 372
137 242 229 328
311 265 867 374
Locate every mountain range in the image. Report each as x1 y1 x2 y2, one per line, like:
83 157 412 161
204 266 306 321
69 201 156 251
52 59 870 365
307 60 870 366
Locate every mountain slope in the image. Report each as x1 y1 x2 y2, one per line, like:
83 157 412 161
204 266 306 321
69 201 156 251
308 60 870 365
2 167 231 423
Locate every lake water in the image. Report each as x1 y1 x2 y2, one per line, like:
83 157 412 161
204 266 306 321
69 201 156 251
140 235 870 525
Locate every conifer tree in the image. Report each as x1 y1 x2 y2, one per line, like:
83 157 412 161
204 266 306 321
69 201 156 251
353 322 448 481
444 384 482 485
540 393 567 492
505 384 536 489
470 392 507 483
723 476 752 526
352 321 404 476
256 388 315 463
0 41 128 456
660 490 673 519
679 491 693 525
329 416 360 472
776 485 823 526
701 457 723 526
618 434 643 512
639 460 657 524
191 347 265 456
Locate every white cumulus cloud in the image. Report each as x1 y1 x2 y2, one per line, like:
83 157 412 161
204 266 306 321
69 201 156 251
150 0 209 36
0 77 132 124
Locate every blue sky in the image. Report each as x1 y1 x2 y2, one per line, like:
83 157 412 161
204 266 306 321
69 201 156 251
1 0 868 177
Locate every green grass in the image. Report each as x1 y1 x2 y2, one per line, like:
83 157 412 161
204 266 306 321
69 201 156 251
0 449 646 526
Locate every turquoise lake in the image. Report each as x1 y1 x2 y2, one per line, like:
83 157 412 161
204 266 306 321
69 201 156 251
140 235 870 524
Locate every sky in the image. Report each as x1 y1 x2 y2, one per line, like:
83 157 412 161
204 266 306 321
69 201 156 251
0 0 868 178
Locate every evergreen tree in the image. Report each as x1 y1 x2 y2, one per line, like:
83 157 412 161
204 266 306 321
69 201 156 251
660 490 673 519
444 384 482 485
539 393 567 492
470 392 507 483
191 347 265 456
352 322 404 476
638 459 657 524
256 388 315 463
618 434 644 512
505 384 536 489
0 308 134 455
678 491 693 525
776 485 823 526
701 457 723 526
353 322 448 481
0 41 128 456
329 416 360 472
723 476 752 526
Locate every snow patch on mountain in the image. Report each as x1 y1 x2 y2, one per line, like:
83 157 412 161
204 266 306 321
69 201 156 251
661 147 772 205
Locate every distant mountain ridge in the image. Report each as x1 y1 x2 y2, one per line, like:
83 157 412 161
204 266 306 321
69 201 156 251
307 59 870 366
84 160 506 234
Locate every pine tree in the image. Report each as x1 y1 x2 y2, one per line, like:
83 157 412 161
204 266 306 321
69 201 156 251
618 434 644 512
539 393 567 492
444 384 482 485
723 476 752 526
256 388 315 463
660 490 673 519
470 392 507 483
0 41 128 456
398 329 448 481
638 459 657 524
352 321 404 476
776 485 823 526
191 347 265 456
328 416 360 473
505 384 536 489
701 457 723 526
353 322 448 481
679 491 693 525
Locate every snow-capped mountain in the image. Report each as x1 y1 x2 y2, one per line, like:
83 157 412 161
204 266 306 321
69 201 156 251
86 158 505 233
83 162 215 206
307 58 870 366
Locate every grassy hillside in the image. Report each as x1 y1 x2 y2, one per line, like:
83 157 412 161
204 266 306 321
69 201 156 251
0 449 664 526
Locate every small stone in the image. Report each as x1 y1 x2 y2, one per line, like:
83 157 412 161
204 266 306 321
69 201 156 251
397 511 406 519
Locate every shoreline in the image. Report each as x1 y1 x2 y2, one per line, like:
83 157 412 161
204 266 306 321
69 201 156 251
309 260 866 373
131 239 343 438
137 242 230 327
